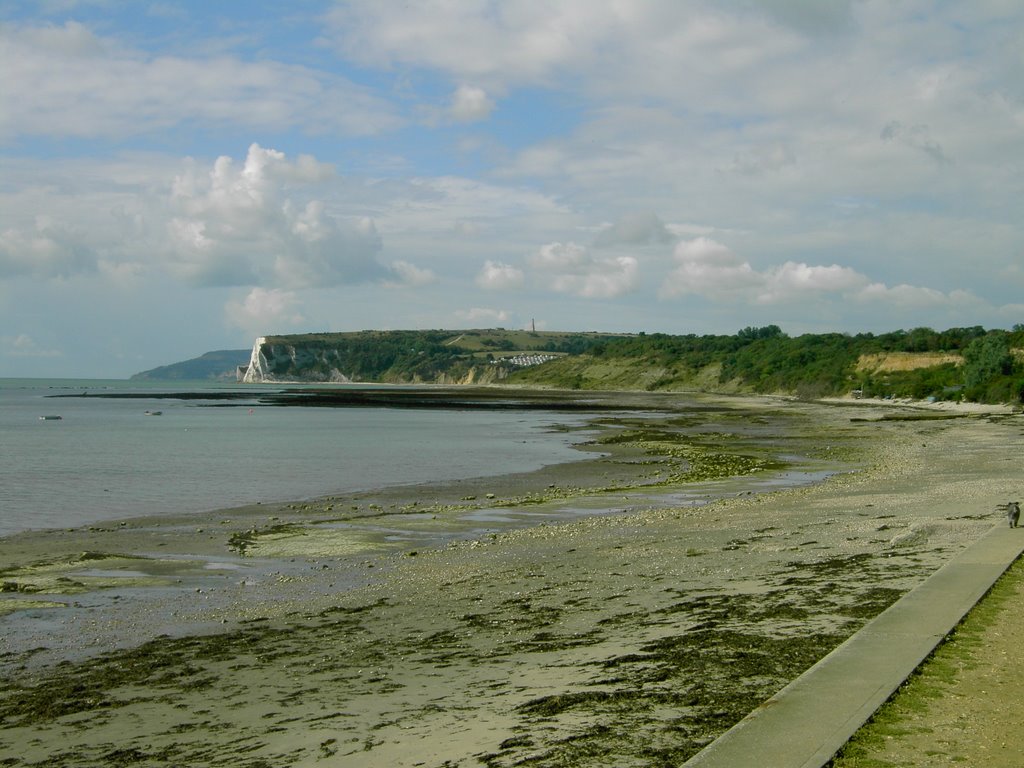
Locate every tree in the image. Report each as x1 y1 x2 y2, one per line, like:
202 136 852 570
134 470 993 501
962 332 1012 390
737 325 784 342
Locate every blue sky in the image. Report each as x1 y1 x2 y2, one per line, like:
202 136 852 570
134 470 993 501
1 1 1022 377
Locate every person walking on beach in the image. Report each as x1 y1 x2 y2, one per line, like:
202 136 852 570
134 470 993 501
1008 501 1020 528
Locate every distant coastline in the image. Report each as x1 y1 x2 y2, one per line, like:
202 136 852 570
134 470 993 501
135 325 1024 408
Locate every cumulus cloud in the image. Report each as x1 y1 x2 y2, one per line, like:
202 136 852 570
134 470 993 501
477 260 525 290
529 242 638 299
0 20 400 140
760 261 868 302
224 287 304 334
662 237 978 313
660 237 761 299
663 237 869 303
450 85 495 122
168 143 385 288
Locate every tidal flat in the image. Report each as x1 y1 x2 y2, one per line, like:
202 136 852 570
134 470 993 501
0 391 1020 767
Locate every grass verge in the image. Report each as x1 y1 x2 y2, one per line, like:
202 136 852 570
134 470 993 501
828 557 1024 767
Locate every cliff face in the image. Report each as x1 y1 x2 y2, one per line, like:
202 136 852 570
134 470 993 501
238 335 511 384
240 337 353 383
236 329 610 385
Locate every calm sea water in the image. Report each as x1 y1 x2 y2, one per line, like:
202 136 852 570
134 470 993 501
0 379 593 537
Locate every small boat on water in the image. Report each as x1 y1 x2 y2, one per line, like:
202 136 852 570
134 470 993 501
39 415 63 421
144 410 163 416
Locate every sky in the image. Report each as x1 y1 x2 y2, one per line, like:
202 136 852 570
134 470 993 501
1 1 1023 378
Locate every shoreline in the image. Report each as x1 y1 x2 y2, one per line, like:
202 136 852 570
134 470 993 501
1 394 1021 766
0 390 835 667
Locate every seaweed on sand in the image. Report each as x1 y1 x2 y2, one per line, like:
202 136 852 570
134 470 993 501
496 628 847 767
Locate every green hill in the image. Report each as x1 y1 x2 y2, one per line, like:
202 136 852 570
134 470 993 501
131 349 251 381
141 325 1024 406
508 325 1024 405
243 329 626 384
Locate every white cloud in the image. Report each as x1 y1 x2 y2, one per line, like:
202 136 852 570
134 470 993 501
477 260 525 290
388 260 437 286
853 282 959 307
168 144 385 288
662 237 976 314
224 288 304 334
322 2 805 102
323 1 613 86
0 20 400 141
450 85 495 122
660 237 761 299
663 237 871 303
529 242 639 299
529 241 587 271
759 261 867 303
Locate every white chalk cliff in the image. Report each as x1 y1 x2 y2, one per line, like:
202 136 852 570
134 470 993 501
239 336 352 383
239 337 269 383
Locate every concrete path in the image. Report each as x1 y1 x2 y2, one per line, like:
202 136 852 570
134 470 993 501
682 525 1024 768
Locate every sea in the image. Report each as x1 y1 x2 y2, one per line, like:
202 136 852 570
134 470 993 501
0 378 596 538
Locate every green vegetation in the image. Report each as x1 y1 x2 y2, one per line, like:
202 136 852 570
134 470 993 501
830 558 1024 767
510 325 1024 405
160 325 1021 405
256 329 624 383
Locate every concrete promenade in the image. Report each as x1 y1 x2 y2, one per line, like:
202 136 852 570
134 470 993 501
682 524 1024 768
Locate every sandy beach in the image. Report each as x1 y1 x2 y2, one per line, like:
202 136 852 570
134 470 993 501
1 392 1021 767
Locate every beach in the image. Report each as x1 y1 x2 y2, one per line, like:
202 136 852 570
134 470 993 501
1 393 1021 767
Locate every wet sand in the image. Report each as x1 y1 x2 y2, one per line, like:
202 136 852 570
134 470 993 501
0 393 1021 767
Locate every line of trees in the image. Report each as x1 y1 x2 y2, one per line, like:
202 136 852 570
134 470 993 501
514 325 1024 404
257 326 1024 403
